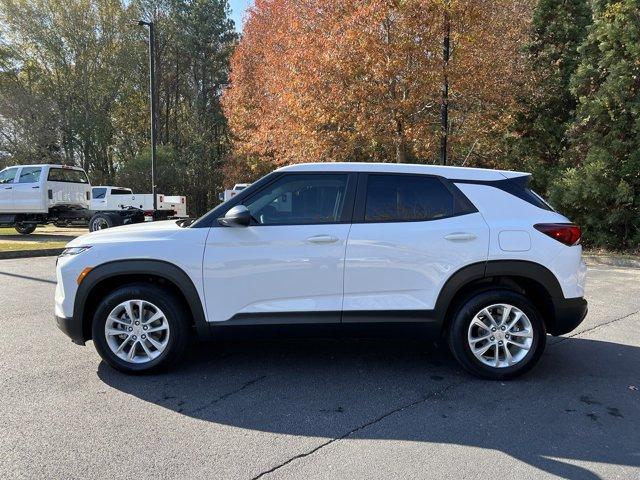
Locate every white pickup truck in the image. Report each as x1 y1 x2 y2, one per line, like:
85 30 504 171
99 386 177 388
88 186 188 231
0 164 91 234
0 164 189 234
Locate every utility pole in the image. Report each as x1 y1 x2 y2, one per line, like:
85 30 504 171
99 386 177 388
138 20 157 211
440 6 450 166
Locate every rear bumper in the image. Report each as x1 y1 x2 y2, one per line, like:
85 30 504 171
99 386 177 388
549 297 588 336
55 314 86 345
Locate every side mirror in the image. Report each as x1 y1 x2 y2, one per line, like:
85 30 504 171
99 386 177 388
218 205 251 227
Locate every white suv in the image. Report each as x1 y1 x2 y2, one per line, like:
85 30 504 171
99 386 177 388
55 163 587 379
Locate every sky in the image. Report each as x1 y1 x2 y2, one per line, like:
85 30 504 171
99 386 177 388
229 0 253 31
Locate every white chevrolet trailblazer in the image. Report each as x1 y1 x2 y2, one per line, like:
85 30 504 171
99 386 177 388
55 163 587 379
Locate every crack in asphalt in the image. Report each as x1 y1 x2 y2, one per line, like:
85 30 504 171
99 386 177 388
250 380 464 480
189 375 268 414
551 309 640 346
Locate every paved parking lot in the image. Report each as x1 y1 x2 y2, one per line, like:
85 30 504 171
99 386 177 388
1 257 639 480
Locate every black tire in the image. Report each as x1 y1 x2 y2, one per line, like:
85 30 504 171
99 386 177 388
447 289 546 380
15 223 36 235
89 213 122 232
92 283 191 374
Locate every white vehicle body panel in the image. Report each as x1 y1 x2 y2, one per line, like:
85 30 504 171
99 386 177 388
343 212 489 312
202 224 351 321
456 183 586 299
56 221 207 319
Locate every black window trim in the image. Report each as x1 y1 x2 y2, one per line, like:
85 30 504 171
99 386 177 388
199 171 358 228
452 175 554 212
352 172 478 224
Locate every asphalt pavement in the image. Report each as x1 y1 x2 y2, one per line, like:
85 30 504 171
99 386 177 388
1 257 639 480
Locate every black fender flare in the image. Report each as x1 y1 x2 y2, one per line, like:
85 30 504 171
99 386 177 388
434 260 565 327
74 259 209 342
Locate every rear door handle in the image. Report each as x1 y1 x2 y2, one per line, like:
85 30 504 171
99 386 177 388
4 186 12 190
306 235 339 244
444 232 477 242
32 186 39 189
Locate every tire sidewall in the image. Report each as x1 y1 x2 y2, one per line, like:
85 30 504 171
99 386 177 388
449 290 546 380
92 284 188 374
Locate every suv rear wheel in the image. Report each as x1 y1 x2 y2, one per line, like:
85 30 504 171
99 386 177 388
448 290 546 380
92 283 190 374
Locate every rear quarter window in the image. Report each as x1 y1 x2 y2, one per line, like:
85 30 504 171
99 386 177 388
364 174 456 223
48 168 89 184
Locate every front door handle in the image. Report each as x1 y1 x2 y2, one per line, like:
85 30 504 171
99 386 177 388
306 235 339 244
32 186 40 189
4 186 12 190
444 232 477 242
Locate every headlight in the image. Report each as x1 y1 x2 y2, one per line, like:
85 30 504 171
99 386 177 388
59 246 92 256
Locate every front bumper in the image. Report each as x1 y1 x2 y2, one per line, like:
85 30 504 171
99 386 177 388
55 314 86 345
549 297 588 336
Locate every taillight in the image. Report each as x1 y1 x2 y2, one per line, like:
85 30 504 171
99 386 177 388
534 223 581 246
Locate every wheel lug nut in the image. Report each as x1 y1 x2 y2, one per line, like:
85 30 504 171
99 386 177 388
498 341 503 345
135 321 140 326
132 335 137 340
501 326 506 331
491 327 496 332
490 336 495 341
128 327 133 332
141 334 146 339
506 334 510 339
143 326 148 330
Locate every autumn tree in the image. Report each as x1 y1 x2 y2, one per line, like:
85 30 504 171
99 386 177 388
223 0 533 184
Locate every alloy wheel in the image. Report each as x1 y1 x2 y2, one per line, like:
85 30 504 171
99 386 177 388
104 299 170 364
467 303 534 368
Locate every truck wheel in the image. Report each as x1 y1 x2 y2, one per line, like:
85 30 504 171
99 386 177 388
15 224 36 235
89 213 122 232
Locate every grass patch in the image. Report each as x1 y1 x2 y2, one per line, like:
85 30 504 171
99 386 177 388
0 241 68 252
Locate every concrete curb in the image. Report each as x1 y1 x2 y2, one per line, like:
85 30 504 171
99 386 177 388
583 254 640 269
0 248 64 260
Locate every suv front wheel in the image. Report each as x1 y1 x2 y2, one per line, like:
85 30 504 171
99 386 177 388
448 290 546 380
92 283 190 374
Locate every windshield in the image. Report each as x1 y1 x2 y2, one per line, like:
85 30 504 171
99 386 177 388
48 167 89 184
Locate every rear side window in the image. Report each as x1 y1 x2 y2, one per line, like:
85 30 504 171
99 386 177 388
18 167 42 183
111 188 132 195
48 167 89 184
364 174 455 222
92 188 107 199
0 168 18 184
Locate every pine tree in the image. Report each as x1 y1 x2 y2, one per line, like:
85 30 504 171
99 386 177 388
506 0 591 192
550 0 640 249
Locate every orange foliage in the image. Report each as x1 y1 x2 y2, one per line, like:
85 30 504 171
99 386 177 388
223 0 533 182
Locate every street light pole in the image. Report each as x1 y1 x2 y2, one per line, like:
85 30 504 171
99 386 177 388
138 20 157 211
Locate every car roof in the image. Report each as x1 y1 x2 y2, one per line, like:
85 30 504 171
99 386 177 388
276 162 528 181
2 164 85 171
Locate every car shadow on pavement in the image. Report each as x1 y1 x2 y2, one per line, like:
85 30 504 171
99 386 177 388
98 335 640 479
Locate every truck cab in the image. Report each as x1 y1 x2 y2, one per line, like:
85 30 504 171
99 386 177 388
0 164 91 233
0 164 90 213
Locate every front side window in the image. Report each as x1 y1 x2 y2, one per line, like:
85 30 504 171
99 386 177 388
92 188 107 199
245 174 348 225
0 168 18 184
364 174 454 222
48 167 89 184
18 167 42 184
